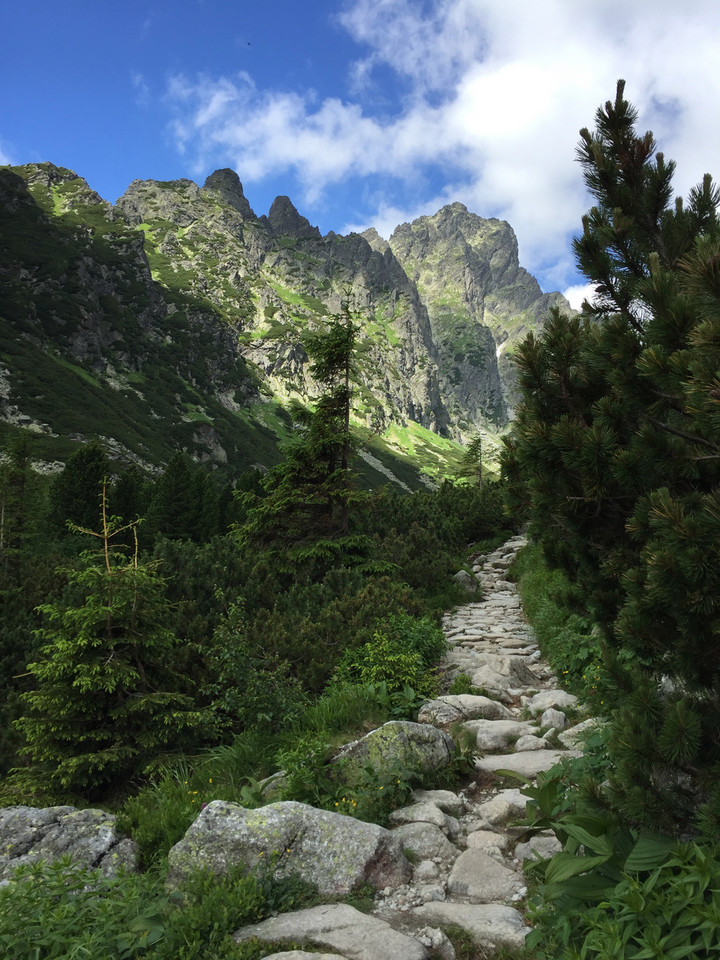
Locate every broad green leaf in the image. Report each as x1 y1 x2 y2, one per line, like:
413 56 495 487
562 822 614 856
624 833 676 871
544 851 612 884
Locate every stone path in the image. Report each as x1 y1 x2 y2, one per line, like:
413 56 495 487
246 534 587 960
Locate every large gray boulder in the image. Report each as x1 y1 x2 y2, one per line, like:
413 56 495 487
332 721 455 785
0 806 139 882
166 800 412 895
234 903 429 960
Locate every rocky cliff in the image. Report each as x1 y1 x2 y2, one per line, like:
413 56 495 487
0 163 572 481
382 203 572 415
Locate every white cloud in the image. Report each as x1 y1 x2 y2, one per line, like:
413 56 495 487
0 141 13 166
165 0 720 291
563 283 597 312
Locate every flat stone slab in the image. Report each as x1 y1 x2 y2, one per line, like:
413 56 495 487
411 902 528 951
447 849 526 902
514 734 547 751
234 904 428 960
475 749 581 779
417 695 513 725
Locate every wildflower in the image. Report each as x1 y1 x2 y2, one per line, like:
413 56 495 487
208 778 213 784
379 786 384 790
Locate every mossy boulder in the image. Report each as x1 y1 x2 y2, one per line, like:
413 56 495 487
331 721 455 786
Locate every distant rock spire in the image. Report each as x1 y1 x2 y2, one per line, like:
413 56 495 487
262 196 321 239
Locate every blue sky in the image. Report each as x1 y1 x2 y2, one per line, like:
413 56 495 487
3 0 720 306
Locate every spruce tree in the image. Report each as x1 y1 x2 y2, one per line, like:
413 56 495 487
502 81 720 831
15 485 203 797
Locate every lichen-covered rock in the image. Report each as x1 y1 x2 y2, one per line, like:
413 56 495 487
166 800 411 895
332 721 455 785
0 806 138 881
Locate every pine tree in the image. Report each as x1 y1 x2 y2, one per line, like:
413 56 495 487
502 81 720 831
15 485 203 797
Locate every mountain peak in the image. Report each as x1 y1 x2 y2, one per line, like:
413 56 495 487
202 169 255 219
263 196 321 239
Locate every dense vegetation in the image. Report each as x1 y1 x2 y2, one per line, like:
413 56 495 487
502 81 720 959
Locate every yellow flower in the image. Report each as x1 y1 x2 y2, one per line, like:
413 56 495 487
208 778 213 783
379 786 384 790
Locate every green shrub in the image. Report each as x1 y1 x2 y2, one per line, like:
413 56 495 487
0 858 167 960
510 543 621 710
0 857 318 960
154 866 316 960
333 614 445 697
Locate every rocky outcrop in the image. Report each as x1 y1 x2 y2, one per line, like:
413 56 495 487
0 805 138 882
262 196 321 239
202 168 256 219
166 800 412 895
